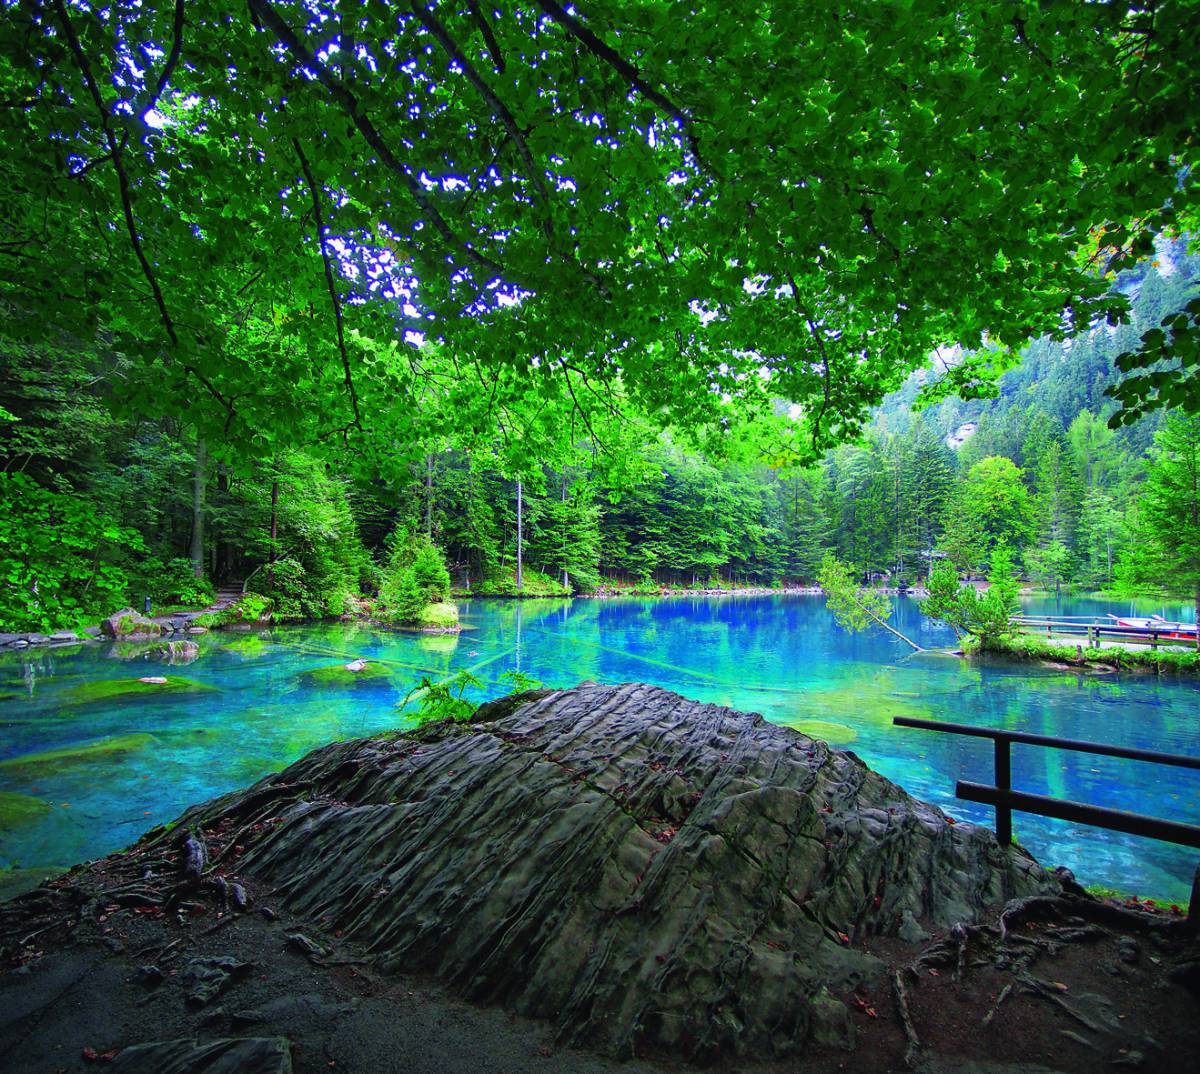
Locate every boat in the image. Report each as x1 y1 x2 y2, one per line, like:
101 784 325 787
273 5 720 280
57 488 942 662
1107 613 1199 639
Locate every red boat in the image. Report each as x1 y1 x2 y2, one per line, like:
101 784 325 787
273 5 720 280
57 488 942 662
1108 613 1199 640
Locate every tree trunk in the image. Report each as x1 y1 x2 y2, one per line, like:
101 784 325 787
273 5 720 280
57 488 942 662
268 477 279 590
424 454 434 539
560 469 569 590
515 478 523 594
190 437 206 579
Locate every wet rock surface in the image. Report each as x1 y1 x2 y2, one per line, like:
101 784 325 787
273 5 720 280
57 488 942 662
170 682 1048 1060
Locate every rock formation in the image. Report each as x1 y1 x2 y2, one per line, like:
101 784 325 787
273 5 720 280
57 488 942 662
169 682 1050 1061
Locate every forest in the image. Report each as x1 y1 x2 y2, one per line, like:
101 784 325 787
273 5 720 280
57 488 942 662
3 238 1198 632
1 1 1198 632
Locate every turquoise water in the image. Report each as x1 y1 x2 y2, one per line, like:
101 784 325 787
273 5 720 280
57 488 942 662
1 595 1198 903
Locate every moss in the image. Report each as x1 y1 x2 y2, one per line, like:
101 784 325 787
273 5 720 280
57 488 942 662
60 675 216 707
0 732 158 772
300 661 394 688
976 634 1200 675
415 601 460 629
462 567 571 598
0 789 53 826
190 594 275 631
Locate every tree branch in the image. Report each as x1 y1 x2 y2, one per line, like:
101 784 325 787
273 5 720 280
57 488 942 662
293 138 362 441
466 0 505 74
247 0 508 287
407 1 608 297
531 0 707 172
144 0 186 113
52 0 177 348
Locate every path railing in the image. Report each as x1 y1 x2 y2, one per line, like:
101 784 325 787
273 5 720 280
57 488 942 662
1008 614 1197 649
892 715 1200 926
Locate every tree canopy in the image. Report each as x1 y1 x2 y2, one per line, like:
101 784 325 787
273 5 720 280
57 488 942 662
2 0 1197 465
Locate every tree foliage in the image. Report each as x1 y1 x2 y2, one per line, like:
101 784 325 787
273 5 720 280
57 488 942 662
1 0 1197 470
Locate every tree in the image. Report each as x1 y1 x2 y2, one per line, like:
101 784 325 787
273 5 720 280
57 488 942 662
817 553 922 651
922 549 1020 646
1136 414 1200 648
2 0 1196 474
940 457 1033 569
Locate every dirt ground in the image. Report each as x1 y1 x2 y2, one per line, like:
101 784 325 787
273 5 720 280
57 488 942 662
1 860 1197 1074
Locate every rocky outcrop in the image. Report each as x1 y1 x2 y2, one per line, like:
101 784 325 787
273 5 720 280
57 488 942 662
172 682 1050 1062
101 608 162 641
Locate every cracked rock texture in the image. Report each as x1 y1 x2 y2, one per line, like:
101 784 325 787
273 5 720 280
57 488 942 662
176 682 1051 1061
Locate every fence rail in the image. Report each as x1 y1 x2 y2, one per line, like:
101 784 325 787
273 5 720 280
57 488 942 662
1008 615 1198 649
891 715 1200 926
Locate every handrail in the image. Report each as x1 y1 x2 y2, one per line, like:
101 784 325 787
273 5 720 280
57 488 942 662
892 717 1200 770
892 715 1200 926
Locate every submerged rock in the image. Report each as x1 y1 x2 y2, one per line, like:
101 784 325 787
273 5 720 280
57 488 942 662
171 682 1049 1062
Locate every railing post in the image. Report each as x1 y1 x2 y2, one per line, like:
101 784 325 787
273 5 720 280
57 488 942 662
994 735 1012 846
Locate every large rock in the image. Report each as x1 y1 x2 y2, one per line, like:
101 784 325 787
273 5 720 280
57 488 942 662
415 600 459 631
173 683 1050 1062
101 607 162 641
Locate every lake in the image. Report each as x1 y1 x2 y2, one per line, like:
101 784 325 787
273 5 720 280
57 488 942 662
2 594 1198 903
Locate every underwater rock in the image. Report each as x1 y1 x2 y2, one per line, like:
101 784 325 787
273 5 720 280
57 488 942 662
299 663 392 688
0 733 157 773
60 676 215 708
170 682 1050 1062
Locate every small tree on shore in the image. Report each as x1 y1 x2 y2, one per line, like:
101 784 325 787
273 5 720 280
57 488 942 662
922 549 1020 646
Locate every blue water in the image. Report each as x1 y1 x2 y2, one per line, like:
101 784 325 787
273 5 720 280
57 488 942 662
1 595 1197 903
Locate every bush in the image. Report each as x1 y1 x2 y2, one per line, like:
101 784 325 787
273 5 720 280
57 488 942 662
379 531 454 624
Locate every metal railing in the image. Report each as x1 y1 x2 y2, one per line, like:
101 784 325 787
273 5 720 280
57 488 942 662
1008 615 1198 650
892 716 1200 925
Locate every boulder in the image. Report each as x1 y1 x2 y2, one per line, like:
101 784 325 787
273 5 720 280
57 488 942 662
101 608 162 641
414 600 459 631
172 682 1050 1062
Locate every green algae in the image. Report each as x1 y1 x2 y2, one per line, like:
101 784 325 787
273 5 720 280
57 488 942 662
300 662 394 688
0 790 53 828
60 676 215 707
0 733 158 773
221 635 270 659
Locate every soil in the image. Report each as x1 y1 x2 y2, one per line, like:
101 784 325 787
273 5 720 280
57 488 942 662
2 873 1196 1074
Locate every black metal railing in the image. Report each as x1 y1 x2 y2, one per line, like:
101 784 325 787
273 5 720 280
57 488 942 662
892 716 1200 924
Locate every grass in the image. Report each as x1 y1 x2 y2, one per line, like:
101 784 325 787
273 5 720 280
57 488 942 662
971 633 1200 675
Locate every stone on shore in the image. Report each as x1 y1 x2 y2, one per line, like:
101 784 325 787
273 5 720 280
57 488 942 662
101 608 163 641
169 682 1049 1062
